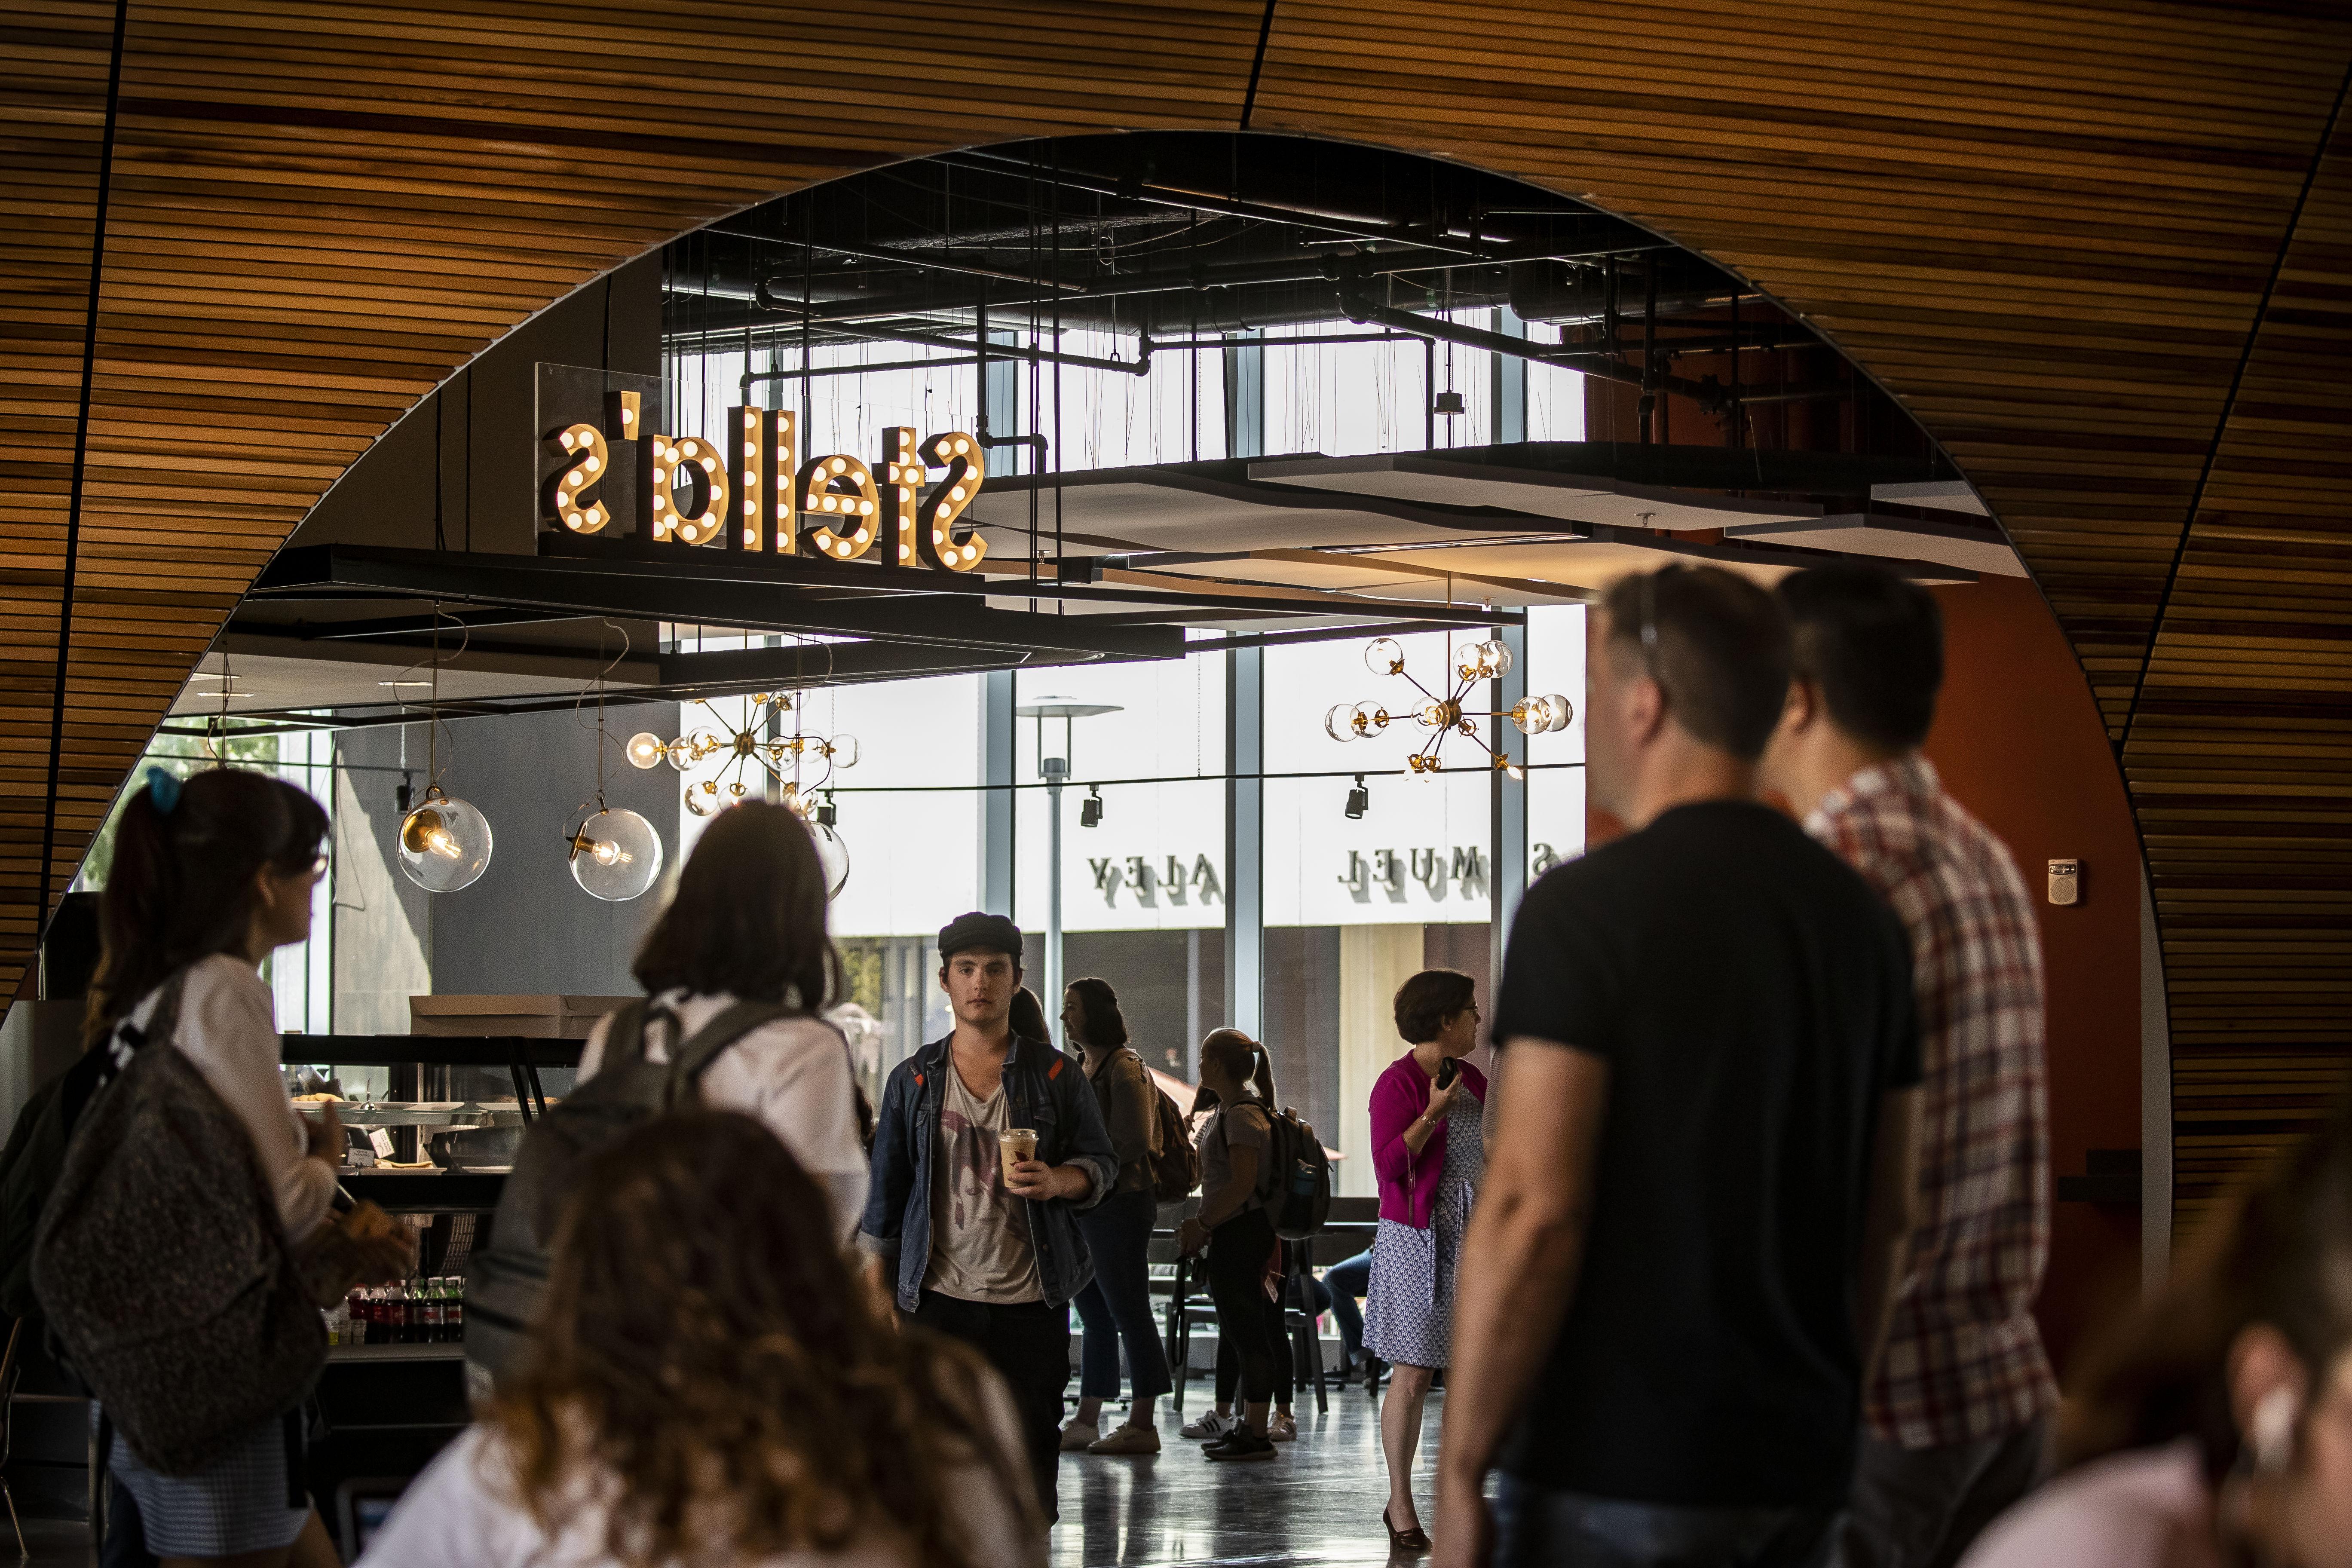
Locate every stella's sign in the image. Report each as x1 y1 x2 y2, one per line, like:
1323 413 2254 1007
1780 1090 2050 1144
542 391 989 573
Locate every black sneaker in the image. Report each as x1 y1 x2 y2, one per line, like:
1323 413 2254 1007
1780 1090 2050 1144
1204 1429 1277 1462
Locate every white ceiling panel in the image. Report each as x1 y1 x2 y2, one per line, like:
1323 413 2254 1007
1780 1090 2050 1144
1249 453 1819 531
1724 513 2025 576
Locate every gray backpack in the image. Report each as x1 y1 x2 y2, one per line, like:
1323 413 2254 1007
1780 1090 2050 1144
465 998 799 1383
31 974 328 1474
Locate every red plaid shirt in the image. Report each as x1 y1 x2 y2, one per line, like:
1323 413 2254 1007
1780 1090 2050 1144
1810 756 2056 1447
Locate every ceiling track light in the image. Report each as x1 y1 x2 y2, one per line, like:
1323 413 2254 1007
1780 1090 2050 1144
1079 785 1103 828
1344 774 1369 819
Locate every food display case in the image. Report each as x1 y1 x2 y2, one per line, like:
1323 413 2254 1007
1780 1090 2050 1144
279 1031 581 1516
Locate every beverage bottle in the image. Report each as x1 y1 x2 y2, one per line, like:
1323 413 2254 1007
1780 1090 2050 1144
396 1279 416 1344
425 1278 446 1343
447 1275 465 1344
360 1288 380 1345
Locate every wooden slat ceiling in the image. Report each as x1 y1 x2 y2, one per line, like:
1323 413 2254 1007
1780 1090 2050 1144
6 0 2349 1216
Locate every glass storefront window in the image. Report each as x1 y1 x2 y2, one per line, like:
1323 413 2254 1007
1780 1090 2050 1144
1262 630 1498 1192
1010 654 1228 1069
1525 604 1590 885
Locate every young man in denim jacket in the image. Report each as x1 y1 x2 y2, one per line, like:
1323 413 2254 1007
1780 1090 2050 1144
858 911 1117 1526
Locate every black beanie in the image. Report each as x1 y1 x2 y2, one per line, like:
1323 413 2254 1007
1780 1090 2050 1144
938 910 1023 963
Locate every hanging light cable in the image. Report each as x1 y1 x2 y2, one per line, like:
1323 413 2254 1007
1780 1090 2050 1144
563 621 663 902
397 604 493 892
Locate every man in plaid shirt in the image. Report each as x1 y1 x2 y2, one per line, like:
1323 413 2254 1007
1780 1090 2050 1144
1760 564 2055 1568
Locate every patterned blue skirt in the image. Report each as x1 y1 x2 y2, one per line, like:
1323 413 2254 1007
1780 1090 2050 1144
106 1412 310 1556
1363 1095 1482 1368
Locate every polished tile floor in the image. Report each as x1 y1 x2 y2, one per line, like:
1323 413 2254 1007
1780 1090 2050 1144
1053 1383 1440 1567
14 1381 1437 1566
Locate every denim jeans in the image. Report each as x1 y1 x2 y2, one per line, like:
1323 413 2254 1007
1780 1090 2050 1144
1072 1187 1172 1401
1322 1247 1372 1364
1494 1475 1838 1568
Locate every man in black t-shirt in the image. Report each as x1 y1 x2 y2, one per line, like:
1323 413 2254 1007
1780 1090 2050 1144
1434 565 1924 1568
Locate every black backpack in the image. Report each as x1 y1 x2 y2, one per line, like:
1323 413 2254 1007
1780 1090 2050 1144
32 974 329 1474
0 1026 133 1318
465 998 804 1384
1263 1105 1333 1242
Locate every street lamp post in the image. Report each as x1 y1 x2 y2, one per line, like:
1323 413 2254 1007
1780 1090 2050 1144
1014 696 1121 1047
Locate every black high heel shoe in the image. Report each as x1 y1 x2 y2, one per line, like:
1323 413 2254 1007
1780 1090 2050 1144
1383 1505 1431 1553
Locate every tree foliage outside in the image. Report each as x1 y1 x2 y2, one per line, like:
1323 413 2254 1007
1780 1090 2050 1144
74 726 283 891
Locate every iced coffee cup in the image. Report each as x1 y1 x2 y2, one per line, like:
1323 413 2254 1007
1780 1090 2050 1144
998 1127 1039 1187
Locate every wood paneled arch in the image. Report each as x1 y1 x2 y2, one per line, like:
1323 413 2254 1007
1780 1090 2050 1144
6 0 2349 1213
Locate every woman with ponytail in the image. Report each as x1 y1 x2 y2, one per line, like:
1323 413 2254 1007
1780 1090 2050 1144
1173 1029 1285 1465
84 765 411 1566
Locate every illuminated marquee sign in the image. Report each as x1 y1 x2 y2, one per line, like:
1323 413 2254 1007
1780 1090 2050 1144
541 391 989 573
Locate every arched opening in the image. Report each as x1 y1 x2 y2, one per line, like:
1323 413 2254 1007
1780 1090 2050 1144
21 130 2150 1546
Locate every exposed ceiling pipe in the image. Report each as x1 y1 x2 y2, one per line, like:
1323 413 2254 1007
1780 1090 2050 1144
1332 275 1730 412
709 227 1087 294
771 323 1154 377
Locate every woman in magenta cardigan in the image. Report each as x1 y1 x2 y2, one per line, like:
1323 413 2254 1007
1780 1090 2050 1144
1363 968 1488 1551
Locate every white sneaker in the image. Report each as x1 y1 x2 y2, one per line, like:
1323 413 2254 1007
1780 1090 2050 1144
1179 1410 1237 1441
1059 1418 1101 1452
1267 1411 1296 1442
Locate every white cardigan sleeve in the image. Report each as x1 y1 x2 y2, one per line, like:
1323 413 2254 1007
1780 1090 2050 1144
172 956 336 1245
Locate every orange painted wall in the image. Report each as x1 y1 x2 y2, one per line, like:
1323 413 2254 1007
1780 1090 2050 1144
1922 576 2146 1376
1583 573 2149 1375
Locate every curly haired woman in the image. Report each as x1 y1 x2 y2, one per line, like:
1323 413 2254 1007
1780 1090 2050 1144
359 1111 1041 1568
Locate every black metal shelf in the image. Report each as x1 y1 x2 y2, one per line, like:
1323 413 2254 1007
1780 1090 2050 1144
341 1171 507 1214
279 1034 582 1069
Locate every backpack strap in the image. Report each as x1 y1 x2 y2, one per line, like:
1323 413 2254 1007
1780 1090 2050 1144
662 1000 800 1106
599 999 656 1069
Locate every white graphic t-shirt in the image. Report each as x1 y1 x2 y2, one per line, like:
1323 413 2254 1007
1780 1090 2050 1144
921 1063 1041 1304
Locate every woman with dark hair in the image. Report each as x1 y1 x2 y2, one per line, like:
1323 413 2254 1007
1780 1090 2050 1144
358 1111 1043 1568
578 802 866 1239
1007 986 1050 1045
1959 1093 2352 1568
1364 968 1487 1550
86 766 412 1567
1057 977 1171 1455
1174 1029 1285 1465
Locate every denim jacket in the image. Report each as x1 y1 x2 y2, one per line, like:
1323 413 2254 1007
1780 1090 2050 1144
858 1032 1118 1312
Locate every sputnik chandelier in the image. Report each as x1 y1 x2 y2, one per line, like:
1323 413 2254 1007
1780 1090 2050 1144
1325 636 1573 774
626 693 859 818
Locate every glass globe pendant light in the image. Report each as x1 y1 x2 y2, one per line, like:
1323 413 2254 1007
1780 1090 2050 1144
399 785 493 892
564 624 665 901
395 609 494 893
565 805 663 901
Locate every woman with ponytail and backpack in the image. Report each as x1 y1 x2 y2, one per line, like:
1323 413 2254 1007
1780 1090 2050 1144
40 766 413 1567
1056 977 1171 1456
1174 1029 1286 1465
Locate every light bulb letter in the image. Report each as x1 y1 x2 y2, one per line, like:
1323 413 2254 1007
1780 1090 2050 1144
916 431 987 571
543 422 612 534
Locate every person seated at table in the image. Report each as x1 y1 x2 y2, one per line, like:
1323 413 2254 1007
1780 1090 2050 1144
1320 1246 1380 1386
358 1110 1043 1568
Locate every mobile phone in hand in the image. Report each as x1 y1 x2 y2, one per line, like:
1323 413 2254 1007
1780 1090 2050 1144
1436 1057 1458 1090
